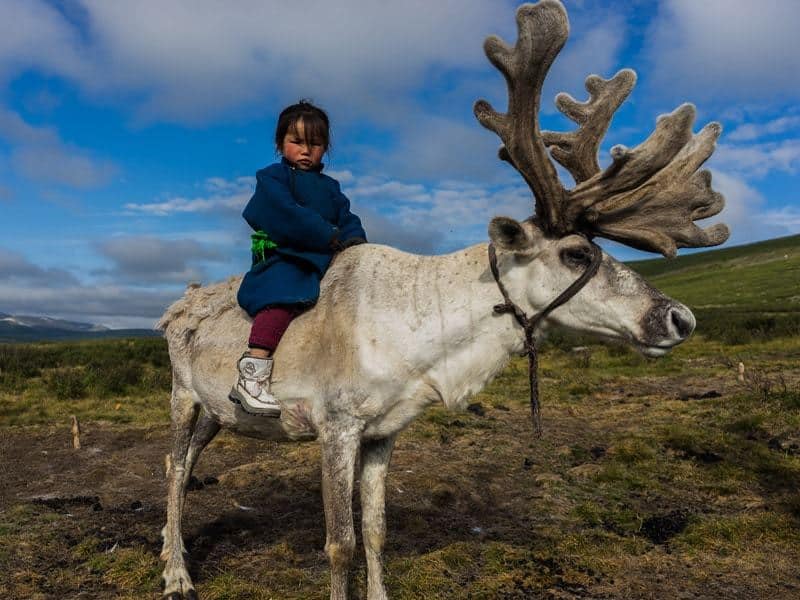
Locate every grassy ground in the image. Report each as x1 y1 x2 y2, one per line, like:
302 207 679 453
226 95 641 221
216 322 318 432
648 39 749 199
1 331 798 599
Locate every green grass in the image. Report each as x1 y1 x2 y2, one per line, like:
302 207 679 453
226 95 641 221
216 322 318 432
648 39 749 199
628 234 800 344
0 337 171 426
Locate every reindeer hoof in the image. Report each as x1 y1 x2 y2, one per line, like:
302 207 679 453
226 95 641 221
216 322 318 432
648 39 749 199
162 570 197 600
162 592 197 600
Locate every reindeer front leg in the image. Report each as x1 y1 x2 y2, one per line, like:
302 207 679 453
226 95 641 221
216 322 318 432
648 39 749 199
320 421 362 600
360 435 396 600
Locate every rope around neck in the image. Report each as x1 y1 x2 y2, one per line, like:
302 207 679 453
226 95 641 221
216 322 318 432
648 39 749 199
488 242 603 437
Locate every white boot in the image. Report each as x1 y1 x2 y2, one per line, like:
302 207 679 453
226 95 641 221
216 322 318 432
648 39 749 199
229 354 281 416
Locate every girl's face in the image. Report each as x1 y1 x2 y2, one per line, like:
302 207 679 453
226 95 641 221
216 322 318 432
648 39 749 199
281 120 326 170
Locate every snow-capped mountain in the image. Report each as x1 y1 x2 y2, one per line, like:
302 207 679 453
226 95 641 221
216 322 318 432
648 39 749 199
0 313 157 342
0 314 110 332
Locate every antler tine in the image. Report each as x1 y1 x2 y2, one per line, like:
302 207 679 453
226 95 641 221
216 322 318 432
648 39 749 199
542 69 636 184
573 106 730 257
474 1 570 233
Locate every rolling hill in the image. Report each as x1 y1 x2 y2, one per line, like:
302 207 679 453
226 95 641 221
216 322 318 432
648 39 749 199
627 234 800 342
0 313 158 343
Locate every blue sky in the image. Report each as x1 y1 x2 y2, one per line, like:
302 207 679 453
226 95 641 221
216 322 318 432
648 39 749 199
0 0 798 328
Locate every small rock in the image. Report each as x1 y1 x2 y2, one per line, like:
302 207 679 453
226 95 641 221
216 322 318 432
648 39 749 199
768 438 783 451
466 403 485 416
679 449 722 464
696 451 722 463
589 446 606 459
680 389 722 401
534 473 563 485
431 484 456 507
568 464 602 479
641 509 690 544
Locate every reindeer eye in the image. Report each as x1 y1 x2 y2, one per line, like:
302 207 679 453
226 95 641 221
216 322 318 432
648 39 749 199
561 247 590 268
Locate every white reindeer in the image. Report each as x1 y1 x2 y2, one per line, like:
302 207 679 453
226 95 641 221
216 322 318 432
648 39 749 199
157 2 729 598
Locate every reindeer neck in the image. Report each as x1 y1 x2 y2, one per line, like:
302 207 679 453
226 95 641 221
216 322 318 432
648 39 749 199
405 243 529 410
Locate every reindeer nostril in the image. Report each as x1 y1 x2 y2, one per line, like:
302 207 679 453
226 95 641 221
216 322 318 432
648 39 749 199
670 307 694 338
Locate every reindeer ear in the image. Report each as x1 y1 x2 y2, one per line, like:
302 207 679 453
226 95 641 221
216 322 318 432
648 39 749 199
488 217 534 252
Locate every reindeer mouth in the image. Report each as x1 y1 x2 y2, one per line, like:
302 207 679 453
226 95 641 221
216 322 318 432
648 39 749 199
637 343 673 358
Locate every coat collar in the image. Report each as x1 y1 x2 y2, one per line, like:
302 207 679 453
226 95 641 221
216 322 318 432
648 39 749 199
281 156 325 173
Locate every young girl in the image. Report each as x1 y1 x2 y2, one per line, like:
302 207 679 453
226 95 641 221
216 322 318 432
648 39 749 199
230 101 367 416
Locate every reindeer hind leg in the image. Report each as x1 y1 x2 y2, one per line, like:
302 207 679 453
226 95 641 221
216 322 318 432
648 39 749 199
360 435 396 600
161 386 201 600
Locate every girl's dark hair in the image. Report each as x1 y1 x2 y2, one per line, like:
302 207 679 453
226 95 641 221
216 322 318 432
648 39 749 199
275 100 331 153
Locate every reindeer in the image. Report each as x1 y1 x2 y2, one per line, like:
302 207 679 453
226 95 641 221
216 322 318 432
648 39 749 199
157 2 729 598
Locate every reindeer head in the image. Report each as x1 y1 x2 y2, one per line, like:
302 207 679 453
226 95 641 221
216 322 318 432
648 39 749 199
477 0 728 354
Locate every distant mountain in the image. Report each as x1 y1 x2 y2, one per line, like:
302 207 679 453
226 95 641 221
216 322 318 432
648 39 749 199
0 313 159 343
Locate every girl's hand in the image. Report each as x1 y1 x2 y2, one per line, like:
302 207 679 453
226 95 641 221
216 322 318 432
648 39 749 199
329 234 344 252
341 237 366 249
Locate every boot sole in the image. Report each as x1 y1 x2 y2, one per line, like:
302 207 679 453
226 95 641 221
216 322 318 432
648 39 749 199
229 388 281 417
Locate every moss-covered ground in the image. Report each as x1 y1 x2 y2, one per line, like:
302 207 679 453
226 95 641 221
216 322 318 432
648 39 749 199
1 330 798 599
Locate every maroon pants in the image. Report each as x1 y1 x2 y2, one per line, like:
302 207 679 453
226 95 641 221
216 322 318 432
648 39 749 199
248 305 304 351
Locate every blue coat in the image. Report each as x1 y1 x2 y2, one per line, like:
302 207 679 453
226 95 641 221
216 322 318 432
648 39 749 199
237 158 366 316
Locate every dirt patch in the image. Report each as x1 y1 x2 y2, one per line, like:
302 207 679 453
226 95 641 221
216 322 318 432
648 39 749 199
640 510 690 544
1 360 799 599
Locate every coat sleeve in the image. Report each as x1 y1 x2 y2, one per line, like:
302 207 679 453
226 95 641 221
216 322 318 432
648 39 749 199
243 168 338 252
334 182 367 242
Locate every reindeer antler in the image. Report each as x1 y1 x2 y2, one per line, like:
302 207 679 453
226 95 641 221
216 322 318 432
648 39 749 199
475 0 730 257
473 0 570 233
542 69 636 185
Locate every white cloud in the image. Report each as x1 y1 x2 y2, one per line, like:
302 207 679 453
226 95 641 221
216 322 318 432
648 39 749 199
94 236 227 284
124 177 253 216
542 12 628 114
0 247 78 285
0 107 117 188
0 0 88 84
644 0 800 104
0 1 630 131
713 139 800 178
710 170 793 243
375 114 505 182
762 206 800 230
728 115 800 142
0 281 178 327
345 173 533 252
0 0 512 124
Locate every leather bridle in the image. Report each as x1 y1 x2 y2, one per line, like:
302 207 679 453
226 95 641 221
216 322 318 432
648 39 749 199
488 241 603 436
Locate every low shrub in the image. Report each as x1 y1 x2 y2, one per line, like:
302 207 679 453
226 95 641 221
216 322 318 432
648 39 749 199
47 368 87 400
